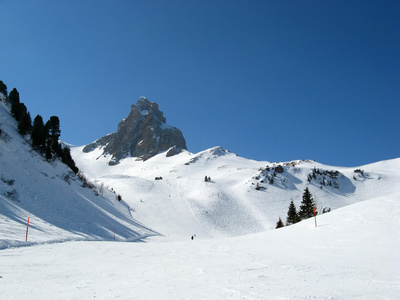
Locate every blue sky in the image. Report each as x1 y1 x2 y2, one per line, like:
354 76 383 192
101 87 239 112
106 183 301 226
1 0 399 166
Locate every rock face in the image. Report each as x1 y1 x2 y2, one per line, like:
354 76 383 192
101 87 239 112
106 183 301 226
83 97 187 164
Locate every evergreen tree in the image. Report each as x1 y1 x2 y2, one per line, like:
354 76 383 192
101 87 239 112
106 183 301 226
59 146 79 174
8 88 19 105
31 115 46 152
46 116 61 154
275 217 284 229
298 187 316 220
0 80 7 97
18 109 32 135
286 200 300 225
9 88 23 120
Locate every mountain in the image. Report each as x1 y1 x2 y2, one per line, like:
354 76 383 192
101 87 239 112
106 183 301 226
71 141 400 240
1 90 399 298
83 97 187 164
0 98 153 249
2 87 399 244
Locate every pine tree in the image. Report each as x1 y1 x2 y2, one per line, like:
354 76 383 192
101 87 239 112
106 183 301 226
286 200 300 225
9 88 19 105
31 115 46 152
298 187 316 220
46 116 61 154
0 80 7 97
275 217 284 229
18 109 32 135
59 146 79 174
9 88 24 121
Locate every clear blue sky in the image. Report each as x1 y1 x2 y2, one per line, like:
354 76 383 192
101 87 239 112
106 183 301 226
1 0 399 166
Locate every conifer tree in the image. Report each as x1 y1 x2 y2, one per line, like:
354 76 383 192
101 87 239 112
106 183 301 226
286 200 300 225
46 116 61 154
0 80 7 97
9 88 19 105
60 146 79 174
298 187 316 220
9 88 23 120
31 115 46 152
18 109 32 135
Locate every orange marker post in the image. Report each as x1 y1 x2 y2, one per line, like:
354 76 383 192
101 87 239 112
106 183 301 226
25 217 30 241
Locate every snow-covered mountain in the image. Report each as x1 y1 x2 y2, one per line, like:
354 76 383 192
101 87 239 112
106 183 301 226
70 98 400 240
83 97 187 164
0 98 154 249
71 140 400 240
1 93 399 298
2 91 400 244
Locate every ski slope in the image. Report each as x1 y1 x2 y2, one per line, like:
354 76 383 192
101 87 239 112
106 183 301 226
1 193 399 299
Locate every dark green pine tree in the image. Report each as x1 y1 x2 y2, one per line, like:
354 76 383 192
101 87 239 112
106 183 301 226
60 146 79 174
298 187 316 220
44 120 53 160
0 80 7 97
18 109 32 135
31 115 46 152
275 217 284 229
9 88 23 120
286 200 300 225
46 116 61 154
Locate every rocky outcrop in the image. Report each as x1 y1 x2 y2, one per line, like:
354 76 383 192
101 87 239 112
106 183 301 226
83 97 187 164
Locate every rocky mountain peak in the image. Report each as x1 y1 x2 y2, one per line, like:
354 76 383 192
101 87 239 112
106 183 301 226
83 97 187 164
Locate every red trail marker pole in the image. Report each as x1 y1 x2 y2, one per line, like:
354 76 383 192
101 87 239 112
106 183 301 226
25 217 30 241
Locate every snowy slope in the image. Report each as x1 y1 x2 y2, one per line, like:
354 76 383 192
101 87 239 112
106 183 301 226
71 143 400 240
1 193 399 299
0 101 154 249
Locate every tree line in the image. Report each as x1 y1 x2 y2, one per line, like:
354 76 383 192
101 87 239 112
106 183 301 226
1 80 78 174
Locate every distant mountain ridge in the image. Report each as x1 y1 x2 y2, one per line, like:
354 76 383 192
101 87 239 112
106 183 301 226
83 97 187 164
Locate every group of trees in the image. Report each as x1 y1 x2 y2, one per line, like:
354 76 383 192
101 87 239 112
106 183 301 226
1 81 78 174
276 187 317 229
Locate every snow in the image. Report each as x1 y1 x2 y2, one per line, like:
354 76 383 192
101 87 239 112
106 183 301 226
1 194 399 299
1 99 400 299
71 144 400 240
0 101 153 248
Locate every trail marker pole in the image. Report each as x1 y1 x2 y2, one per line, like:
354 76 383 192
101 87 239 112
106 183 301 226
25 217 30 241
113 229 116 240
313 207 317 228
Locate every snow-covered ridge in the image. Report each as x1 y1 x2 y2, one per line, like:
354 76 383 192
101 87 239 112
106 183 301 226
71 135 400 240
0 101 155 249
